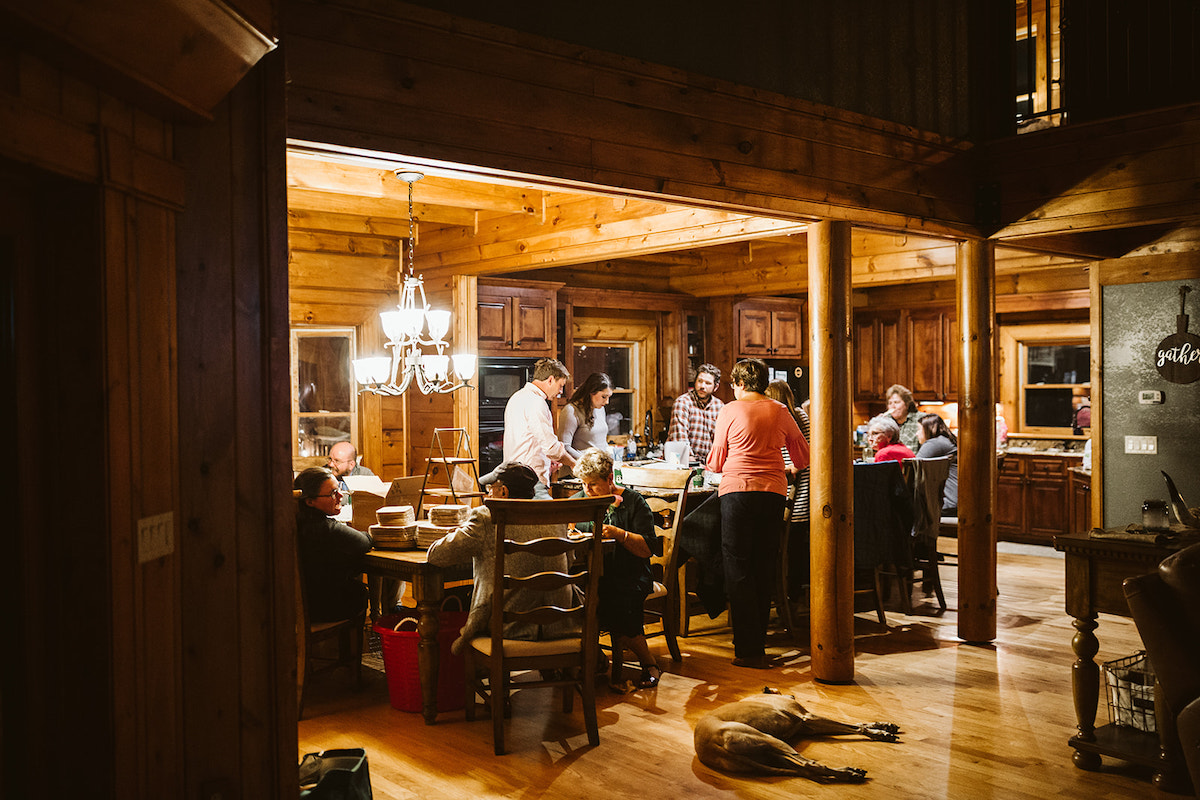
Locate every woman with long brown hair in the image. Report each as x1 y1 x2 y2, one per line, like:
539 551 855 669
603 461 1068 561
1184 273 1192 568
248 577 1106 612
558 372 614 460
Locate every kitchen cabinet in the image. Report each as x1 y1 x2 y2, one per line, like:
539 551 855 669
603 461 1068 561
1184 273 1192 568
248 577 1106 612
854 307 957 402
477 283 556 356
996 452 1082 544
736 298 803 357
854 311 902 400
907 311 946 400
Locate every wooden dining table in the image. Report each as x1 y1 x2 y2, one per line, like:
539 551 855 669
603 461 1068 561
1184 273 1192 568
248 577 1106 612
362 548 472 724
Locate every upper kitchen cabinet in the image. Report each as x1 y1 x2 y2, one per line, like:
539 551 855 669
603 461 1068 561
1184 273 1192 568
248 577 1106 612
854 310 903 401
477 281 557 356
907 310 947 400
736 297 804 358
855 307 958 403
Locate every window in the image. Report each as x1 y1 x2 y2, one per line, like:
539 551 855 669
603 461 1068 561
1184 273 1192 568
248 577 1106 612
291 326 358 458
573 340 637 437
1015 0 1065 131
1020 340 1089 432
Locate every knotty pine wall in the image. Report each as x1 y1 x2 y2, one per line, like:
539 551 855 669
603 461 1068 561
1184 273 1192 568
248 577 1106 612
3 40 294 800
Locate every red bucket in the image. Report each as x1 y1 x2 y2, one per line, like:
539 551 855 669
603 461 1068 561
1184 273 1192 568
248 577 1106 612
374 598 468 713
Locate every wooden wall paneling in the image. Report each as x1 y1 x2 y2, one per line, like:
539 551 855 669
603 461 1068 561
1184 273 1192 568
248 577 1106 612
283 1 978 239
380 397 409 479
124 194 183 800
986 105 1200 239
175 49 294 800
706 297 735 404
288 250 396 292
659 308 685 417
359 390 383 473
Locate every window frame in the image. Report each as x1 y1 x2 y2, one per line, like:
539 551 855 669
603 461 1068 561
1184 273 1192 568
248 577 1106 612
1018 337 1090 435
290 325 359 459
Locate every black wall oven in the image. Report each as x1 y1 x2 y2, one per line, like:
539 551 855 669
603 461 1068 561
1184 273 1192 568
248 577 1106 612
477 357 541 474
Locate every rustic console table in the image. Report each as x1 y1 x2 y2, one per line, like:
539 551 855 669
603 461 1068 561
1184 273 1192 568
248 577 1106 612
1052 532 1188 792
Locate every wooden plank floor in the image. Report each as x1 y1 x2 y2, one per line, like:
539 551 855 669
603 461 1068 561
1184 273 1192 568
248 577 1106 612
298 541 1161 799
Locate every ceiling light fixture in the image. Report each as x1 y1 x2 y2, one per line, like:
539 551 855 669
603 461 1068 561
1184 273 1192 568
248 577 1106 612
352 171 475 395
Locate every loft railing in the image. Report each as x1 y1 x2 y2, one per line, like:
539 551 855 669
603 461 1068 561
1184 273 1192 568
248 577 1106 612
1015 0 1066 132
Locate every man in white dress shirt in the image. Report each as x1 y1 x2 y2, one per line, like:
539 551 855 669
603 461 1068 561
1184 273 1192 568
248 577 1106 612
503 358 575 488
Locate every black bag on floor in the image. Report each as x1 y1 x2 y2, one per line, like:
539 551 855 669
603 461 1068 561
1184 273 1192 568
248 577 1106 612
298 748 373 800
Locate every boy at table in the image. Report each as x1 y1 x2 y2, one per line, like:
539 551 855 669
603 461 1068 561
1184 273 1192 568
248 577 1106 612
426 463 576 654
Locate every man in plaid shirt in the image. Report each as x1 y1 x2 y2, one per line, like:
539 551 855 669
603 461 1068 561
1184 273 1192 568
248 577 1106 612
667 363 724 464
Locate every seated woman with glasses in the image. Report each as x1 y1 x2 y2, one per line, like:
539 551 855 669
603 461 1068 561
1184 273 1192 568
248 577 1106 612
294 466 374 622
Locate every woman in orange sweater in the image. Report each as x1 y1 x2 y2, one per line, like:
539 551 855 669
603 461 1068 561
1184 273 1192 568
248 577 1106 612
706 359 809 669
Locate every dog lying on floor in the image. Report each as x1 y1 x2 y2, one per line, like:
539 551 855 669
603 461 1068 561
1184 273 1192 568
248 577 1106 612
694 688 901 782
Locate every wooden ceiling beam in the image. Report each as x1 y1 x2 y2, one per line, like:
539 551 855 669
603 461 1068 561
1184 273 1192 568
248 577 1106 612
418 209 808 278
287 151 543 214
287 187 478 226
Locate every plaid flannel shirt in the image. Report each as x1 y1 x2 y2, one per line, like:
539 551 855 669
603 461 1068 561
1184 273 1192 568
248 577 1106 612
667 389 724 463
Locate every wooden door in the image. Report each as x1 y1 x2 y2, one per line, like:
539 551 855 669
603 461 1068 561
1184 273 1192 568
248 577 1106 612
907 312 944 400
737 307 772 355
770 309 803 356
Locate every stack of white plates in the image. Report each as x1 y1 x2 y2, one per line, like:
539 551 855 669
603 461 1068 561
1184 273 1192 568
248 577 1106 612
416 520 455 549
376 505 415 526
428 504 469 527
369 523 418 550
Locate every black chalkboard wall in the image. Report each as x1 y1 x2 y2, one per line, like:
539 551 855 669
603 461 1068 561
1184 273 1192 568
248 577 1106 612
1103 279 1200 527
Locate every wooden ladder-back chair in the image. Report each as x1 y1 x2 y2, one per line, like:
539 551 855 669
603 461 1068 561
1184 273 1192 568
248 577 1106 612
851 461 913 626
464 495 610 755
295 545 365 720
612 465 697 683
901 456 952 611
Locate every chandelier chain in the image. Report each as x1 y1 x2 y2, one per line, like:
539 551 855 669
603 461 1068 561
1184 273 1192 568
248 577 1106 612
406 176 416 279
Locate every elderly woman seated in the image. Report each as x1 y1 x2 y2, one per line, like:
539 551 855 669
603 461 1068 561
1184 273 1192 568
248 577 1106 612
866 416 915 464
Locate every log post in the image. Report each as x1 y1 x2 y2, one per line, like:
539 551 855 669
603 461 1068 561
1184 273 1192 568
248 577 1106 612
808 220 855 682
453 274 478 444
956 239 998 643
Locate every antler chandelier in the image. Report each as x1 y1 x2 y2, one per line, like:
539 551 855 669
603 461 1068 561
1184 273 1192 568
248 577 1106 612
352 171 476 395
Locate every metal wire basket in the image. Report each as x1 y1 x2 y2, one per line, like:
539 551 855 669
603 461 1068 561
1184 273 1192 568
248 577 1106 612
1103 650 1156 733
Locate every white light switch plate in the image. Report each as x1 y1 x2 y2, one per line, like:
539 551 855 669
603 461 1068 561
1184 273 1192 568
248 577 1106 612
138 512 175 563
1124 435 1158 455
